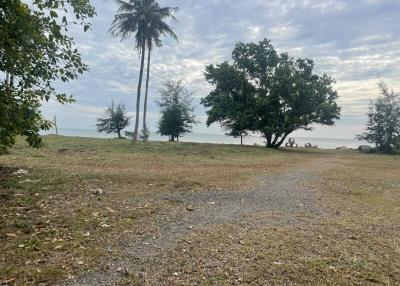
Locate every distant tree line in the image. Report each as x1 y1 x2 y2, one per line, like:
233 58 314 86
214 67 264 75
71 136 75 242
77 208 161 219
3 0 399 155
96 81 197 142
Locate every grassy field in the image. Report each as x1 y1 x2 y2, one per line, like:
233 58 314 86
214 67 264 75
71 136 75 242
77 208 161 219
0 136 399 285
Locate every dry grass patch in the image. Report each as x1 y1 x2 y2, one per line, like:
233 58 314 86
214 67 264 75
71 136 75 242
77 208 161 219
0 136 306 285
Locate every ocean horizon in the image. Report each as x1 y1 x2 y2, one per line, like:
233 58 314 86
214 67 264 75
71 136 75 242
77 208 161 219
42 128 368 149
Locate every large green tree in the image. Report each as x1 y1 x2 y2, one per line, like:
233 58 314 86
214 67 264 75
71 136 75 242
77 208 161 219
109 0 178 142
202 39 341 148
0 0 95 153
157 81 196 142
357 82 400 154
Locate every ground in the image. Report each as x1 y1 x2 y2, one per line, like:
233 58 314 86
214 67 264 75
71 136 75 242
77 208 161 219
0 136 399 285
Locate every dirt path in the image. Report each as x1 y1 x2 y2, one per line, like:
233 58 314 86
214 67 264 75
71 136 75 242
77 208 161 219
62 156 338 285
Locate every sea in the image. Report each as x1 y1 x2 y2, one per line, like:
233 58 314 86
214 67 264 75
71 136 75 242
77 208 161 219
42 128 368 149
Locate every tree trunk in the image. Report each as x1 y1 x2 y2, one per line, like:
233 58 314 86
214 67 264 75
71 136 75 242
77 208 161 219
271 134 279 146
142 48 151 142
240 133 243 145
265 133 272 147
276 133 290 148
5 72 10 86
132 42 146 142
117 129 122 139
264 132 291 148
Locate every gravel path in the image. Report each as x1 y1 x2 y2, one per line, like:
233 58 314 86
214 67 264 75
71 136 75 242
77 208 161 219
62 156 336 285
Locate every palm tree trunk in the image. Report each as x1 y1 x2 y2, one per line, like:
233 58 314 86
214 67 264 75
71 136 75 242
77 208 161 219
133 42 146 142
5 72 10 86
143 48 151 142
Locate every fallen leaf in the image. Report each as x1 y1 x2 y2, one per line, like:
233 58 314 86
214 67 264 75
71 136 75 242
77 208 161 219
1 278 16 284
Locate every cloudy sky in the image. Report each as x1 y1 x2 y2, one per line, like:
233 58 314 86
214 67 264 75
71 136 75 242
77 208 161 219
42 0 400 139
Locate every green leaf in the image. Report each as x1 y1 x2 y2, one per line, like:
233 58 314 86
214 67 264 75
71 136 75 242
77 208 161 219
50 10 58 18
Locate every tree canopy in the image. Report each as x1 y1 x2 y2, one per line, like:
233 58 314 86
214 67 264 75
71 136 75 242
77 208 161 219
202 39 341 148
0 0 95 153
357 82 400 153
157 81 196 142
97 101 130 139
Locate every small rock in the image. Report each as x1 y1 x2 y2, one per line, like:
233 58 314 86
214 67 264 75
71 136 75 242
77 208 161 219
100 223 111 228
13 169 28 176
117 268 130 276
186 205 194 211
91 212 99 217
91 189 103 195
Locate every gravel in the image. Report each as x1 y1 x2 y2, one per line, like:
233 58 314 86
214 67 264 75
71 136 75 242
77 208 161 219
61 157 335 286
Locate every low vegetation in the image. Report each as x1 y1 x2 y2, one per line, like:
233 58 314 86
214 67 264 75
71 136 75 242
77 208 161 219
0 136 399 285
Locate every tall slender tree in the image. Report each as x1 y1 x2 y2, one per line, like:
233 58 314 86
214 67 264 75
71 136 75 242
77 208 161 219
142 6 178 142
109 0 178 142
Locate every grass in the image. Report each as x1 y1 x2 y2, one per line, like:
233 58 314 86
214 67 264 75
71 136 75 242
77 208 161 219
0 136 399 285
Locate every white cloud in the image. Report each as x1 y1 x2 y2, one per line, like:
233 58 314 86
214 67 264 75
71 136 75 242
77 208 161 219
40 0 400 138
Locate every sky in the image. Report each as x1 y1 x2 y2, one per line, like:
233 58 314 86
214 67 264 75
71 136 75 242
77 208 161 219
42 0 400 139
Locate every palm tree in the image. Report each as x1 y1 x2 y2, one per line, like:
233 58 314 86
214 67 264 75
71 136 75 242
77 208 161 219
142 4 178 142
109 0 177 142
